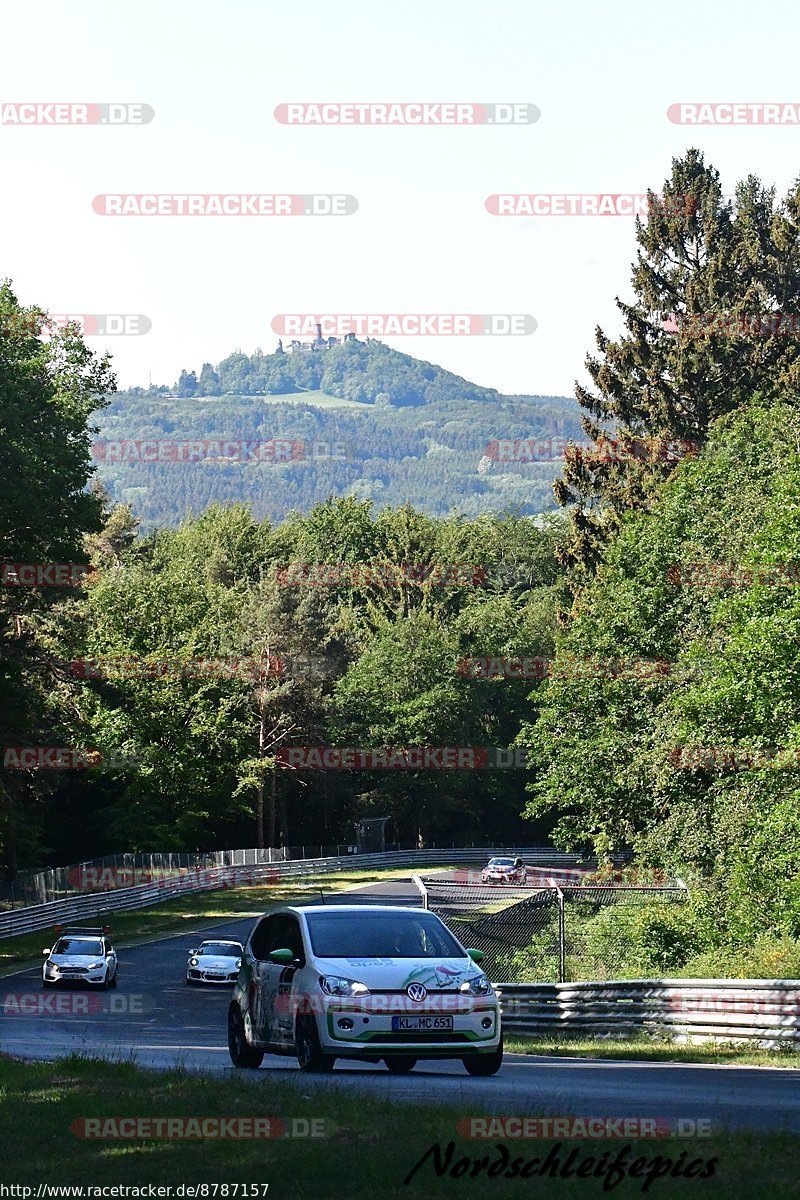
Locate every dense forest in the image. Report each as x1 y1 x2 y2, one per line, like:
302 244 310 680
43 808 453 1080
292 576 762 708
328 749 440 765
3 149 800 974
94 394 580 529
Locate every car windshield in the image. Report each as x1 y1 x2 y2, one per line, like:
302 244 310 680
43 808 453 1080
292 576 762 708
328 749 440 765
489 859 514 868
305 911 465 958
52 938 103 956
198 943 241 956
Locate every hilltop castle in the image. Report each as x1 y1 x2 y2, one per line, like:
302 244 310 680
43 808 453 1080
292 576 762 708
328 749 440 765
277 323 361 354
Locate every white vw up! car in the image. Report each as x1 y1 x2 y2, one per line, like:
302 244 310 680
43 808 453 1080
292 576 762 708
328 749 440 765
227 904 502 1075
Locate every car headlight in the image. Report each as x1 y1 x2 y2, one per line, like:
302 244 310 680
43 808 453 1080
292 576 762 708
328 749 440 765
319 974 370 997
189 957 199 967
235 959 242 970
460 974 492 997
89 962 106 970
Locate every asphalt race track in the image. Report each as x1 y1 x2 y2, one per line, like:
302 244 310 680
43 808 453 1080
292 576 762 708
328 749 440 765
1 875 799 1133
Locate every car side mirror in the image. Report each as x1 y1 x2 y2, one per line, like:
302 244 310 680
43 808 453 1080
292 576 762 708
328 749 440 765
269 947 295 964
188 948 198 956
467 948 485 964
42 949 51 956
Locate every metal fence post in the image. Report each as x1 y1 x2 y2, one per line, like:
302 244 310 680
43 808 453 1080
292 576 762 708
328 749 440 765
556 887 566 983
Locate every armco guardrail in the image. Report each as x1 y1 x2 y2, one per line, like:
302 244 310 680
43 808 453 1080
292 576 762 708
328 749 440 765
0 848 596 939
2 845 603 909
497 979 800 1045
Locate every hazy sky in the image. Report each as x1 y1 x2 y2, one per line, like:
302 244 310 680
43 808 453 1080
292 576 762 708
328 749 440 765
3 0 800 395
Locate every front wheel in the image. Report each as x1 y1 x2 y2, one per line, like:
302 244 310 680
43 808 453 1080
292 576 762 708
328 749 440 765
463 1036 503 1077
384 1056 417 1074
228 1004 264 1069
295 1017 335 1073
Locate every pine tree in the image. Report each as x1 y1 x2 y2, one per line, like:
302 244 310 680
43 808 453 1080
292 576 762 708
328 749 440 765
557 150 800 580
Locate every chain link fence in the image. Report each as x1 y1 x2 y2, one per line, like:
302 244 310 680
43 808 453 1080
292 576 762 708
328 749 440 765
422 877 689 983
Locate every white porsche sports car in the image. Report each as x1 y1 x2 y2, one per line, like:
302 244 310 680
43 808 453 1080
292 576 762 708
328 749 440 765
186 939 243 985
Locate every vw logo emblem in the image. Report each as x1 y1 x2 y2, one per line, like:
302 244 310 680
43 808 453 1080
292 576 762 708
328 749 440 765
406 982 427 1002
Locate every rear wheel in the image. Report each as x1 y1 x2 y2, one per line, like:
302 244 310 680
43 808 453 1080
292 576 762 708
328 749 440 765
228 1004 264 1069
463 1036 503 1077
384 1056 417 1074
295 1017 335 1073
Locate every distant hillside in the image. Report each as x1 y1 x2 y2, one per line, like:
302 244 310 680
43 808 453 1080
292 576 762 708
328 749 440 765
96 342 581 529
167 338 551 408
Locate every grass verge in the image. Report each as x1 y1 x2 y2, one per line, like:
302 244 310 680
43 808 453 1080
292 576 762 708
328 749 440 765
506 1034 800 1069
0 1055 796 1197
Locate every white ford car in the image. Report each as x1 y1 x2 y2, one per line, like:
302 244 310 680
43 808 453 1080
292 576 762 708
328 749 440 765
227 904 503 1075
42 928 118 990
186 940 243 985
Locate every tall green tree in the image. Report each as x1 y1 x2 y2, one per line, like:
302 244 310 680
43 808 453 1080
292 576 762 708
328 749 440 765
0 281 114 876
521 396 800 945
557 151 800 580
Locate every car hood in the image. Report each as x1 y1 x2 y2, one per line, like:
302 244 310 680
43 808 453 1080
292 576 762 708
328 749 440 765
49 955 102 966
192 956 238 969
312 956 481 991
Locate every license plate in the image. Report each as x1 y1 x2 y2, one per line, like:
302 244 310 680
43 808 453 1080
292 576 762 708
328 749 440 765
391 1015 454 1032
